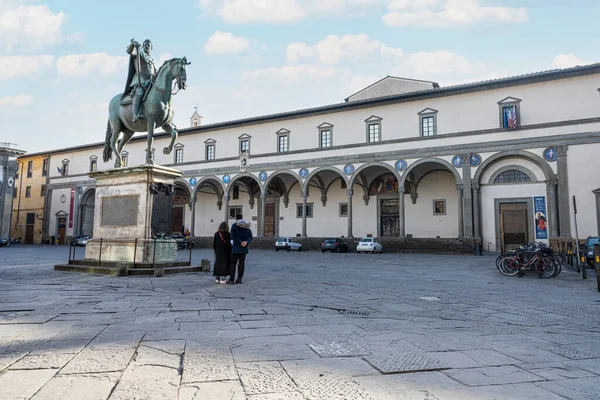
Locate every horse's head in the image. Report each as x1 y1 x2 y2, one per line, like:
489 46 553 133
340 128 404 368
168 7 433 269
172 57 191 91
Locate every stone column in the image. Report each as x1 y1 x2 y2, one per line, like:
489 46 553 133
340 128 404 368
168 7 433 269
259 193 266 237
347 189 354 238
556 145 571 238
472 183 481 239
223 195 230 223
399 186 406 238
43 188 52 242
190 196 197 236
301 190 308 237
461 154 473 238
546 179 559 239
456 184 464 238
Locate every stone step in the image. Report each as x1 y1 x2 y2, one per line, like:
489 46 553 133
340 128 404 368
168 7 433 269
54 264 117 275
127 266 204 276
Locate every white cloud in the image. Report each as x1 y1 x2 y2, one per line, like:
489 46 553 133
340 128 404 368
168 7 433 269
402 50 486 76
56 53 128 77
159 53 173 65
201 0 305 23
286 34 403 65
244 64 338 84
383 0 528 27
0 55 55 80
552 54 592 69
0 95 34 107
0 4 67 50
204 31 250 55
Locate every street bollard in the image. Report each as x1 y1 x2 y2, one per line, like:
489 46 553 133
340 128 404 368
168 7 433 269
595 244 600 293
567 242 573 266
116 262 128 277
154 265 165 277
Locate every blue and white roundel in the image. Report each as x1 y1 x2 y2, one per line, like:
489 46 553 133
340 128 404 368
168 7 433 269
189 177 197 186
299 168 309 179
223 174 231 184
343 164 355 175
452 155 463 168
470 154 482 167
259 171 268 182
543 147 557 162
395 160 407 171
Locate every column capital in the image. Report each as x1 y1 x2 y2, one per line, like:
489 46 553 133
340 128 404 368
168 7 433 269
301 191 308 199
399 186 405 195
472 182 480 191
556 145 568 156
456 184 463 194
461 153 472 164
260 191 268 200
223 195 230 202
346 189 354 197
546 179 558 190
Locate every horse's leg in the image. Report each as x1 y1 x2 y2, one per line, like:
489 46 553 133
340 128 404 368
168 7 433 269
162 123 178 154
117 132 134 157
110 123 121 168
146 118 155 165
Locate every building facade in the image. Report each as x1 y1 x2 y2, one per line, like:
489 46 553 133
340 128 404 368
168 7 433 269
31 64 600 251
11 153 49 244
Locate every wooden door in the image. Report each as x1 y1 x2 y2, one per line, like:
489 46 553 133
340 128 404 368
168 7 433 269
172 206 184 233
500 203 528 252
380 198 400 237
25 213 35 244
57 217 67 245
264 203 275 237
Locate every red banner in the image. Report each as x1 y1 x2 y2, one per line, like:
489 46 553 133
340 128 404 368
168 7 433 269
68 188 75 228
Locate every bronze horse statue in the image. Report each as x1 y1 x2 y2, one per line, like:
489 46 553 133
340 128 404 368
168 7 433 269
102 57 190 167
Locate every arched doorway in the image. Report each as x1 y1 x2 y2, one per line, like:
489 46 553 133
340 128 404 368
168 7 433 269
172 183 191 234
192 177 224 236
78 188 95 236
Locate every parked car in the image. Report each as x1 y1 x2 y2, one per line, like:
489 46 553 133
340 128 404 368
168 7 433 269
275 237 303 252
356 237 383 253
583 236 600 268
71 235 92 246
0 237 7 247
168 234 191 250
320 238 349 253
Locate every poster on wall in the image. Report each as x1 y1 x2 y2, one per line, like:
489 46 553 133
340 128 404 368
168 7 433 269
534 196 547 239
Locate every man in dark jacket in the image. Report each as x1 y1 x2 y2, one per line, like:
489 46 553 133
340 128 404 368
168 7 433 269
228 213 253 284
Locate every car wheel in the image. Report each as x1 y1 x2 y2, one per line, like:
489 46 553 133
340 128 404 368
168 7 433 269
321 249 325 253
286 248 290 252
298 247 302 252
276 249 279 252
335 248 340 253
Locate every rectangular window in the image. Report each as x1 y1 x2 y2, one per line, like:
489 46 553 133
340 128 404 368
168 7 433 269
26 213 35 224
296 203 313 218
90 159 97 172
339 203 348 217
62 163 69 176
206 144 215 160
278 135 289 153
421 116 435 137
229 206 242 219
240 139 249 153
320 130 331 148
41 185 46 196
42 159 48 176
121 155 128 167
175 148 183 164
368 123 380 142
502 104 519 129
433 200 446 215
27 161 33 178
25 186 31 198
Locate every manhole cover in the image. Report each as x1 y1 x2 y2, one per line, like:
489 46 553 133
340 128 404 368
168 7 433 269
339 310 371 316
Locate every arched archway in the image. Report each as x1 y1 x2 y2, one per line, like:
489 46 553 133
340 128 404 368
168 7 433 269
474 150 554 184
192 176 225 236
261 170 303 237
222 173 263 234
173 181 191 234
78 187 95 236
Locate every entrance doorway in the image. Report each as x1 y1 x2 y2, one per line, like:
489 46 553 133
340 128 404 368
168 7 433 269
25 213 35 244
264 203 276 237
172 206 184 234
380 198 400 237
500 202 528 252
57 217 67 245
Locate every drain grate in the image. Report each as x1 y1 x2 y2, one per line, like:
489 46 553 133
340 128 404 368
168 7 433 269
339 309 371 316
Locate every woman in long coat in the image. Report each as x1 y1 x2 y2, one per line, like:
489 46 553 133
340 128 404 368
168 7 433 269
212 221 232 283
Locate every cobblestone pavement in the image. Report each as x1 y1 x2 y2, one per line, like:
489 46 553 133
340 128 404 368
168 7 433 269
1 245 600 399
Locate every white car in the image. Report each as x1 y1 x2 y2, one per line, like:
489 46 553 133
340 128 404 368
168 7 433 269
356 237 383 253
275 237 303 252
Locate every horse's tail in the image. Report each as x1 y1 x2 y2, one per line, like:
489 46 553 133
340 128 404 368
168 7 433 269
102 119 112 163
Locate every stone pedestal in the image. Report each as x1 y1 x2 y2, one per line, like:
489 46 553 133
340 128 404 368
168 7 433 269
84 165 182 264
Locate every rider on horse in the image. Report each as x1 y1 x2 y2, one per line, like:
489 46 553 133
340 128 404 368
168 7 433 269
124 38 156 122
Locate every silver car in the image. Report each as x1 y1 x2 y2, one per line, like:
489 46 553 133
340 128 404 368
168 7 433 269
356 237 383 253
275 237 303 252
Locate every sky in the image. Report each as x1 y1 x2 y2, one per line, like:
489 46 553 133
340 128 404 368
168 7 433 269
1 0 599 153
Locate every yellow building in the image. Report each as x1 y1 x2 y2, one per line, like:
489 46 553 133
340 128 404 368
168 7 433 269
11 154 49 244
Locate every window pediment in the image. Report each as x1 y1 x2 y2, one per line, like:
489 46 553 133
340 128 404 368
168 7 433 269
418 108 438 115
204 138 216 144
497 96 521 105
61 158 70 164
174 143 184 149
365 115 382 122
239 133 251 139
318 122 334 129
89 155 97 160
276 128 290 135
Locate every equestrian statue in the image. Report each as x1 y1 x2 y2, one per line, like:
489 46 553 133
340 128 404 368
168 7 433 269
102 38 190 167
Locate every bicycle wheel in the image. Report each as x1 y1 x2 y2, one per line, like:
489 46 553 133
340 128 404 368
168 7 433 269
499 257 520 276
538 257 557 278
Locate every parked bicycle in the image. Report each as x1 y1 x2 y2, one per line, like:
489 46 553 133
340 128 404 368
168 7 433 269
496 242 561 278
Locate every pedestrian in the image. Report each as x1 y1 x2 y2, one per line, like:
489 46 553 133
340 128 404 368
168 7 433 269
228 213 253 284
212 221 232 284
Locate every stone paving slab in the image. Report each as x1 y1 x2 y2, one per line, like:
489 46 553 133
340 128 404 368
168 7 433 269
2 247 600 399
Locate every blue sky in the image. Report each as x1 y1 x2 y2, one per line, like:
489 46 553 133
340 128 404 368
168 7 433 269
1 0 599 153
